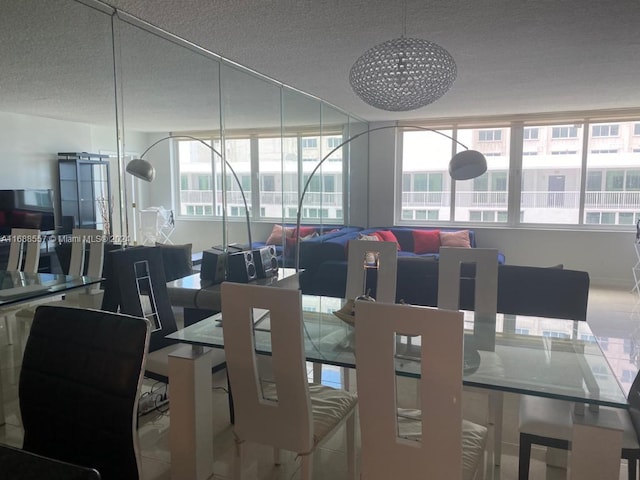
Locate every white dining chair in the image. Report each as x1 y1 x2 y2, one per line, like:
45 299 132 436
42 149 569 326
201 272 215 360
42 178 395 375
437 246 503 466
345 239 398 303
7 228 41 273
221 282 357 480
354 300 487 480
3 228 41 344
319 239 398 389
14 229 106 345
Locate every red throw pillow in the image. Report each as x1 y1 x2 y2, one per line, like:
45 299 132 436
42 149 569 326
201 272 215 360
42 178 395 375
372 230 400 250
440 230 471 248
295 226 317 238
413 229 441 254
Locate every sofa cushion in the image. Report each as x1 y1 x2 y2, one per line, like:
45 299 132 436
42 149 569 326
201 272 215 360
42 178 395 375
372 230 400 249
412 229 440 254
295 226 318 238
440 229 471 248
266 224 295 245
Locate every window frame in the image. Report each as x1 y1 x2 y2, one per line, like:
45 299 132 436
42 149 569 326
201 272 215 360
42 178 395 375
396 117 640 230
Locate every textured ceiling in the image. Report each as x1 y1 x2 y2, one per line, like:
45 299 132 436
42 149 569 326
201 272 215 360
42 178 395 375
1 0 640 131
100 0 640 122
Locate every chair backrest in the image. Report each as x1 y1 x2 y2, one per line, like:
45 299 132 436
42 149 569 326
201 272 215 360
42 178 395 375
101 246 177 352
7 228 40 273
438 247 499 315
354 300 464 480
67 228 105 277
19 305 150 480
626 370 640 440
345 240 397 302
221 282 313 453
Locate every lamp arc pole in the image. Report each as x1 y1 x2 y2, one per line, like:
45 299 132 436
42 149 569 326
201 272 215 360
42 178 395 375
128 134 252 248
294 124 487 271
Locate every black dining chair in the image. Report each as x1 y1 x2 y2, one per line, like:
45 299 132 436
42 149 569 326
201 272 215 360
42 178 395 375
0 442 101 479
101 246 227 383
19 305 150 480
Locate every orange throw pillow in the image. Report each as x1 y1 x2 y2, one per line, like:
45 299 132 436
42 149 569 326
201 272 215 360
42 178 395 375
266 224 294 245
439 230 471 248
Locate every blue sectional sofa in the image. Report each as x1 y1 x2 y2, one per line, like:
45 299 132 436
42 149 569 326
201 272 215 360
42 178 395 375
252 224 363 268
297 226 589 321
297 226 505 271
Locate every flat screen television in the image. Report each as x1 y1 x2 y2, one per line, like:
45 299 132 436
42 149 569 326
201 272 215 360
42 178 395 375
0 189 56 235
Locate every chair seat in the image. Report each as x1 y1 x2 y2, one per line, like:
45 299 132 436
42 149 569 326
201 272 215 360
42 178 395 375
262 383 357 446
308 383 358 445
146 343 227 379
519 395 640 450
396 409 488 480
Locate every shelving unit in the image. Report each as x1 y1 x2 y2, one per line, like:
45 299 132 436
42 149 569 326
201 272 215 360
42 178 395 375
58 152 112 233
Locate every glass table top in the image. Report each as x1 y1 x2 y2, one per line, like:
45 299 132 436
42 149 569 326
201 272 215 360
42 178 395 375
167 294 629 408
0 271 102 307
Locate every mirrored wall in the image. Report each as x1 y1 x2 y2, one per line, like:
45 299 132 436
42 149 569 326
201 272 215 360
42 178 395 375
1 0 368 254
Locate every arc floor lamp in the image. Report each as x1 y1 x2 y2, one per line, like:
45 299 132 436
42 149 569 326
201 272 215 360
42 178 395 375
294 124 487 271
126 135 252 248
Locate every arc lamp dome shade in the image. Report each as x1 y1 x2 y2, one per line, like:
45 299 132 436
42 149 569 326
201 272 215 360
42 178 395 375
448 150 488 181
126 158 156 182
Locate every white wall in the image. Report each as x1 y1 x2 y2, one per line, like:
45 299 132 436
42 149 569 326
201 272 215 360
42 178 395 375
0 111 117 190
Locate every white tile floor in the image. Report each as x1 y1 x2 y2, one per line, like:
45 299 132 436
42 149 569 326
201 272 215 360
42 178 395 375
1 286 639 479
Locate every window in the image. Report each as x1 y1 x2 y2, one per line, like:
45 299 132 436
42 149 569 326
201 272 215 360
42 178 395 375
399 119 640 227
262 175 275 192
176 138 218 216
478 129 502 141
552 126 579 138
469 210 507 222
400 130 454 221
301 138 318 148
197 175 211 190
401 209 439 220
176 132 346 222
327 137 341 148
586 171 602 191
592 124 619 137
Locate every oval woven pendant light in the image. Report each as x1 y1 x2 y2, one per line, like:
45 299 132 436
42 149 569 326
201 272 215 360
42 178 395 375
349 36 457 111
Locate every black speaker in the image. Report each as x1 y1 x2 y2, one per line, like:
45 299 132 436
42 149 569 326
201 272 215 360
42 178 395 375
227 250 257 283
253 245 278 279
200 248 227 284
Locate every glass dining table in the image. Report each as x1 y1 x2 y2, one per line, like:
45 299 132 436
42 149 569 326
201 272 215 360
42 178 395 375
166 294 630 479
168 294 628 409
0 271 103 425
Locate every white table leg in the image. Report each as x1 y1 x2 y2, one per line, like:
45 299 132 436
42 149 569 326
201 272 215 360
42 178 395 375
488 391 503 466
168 345 214 480
570 421 623 480
0 367 5 426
